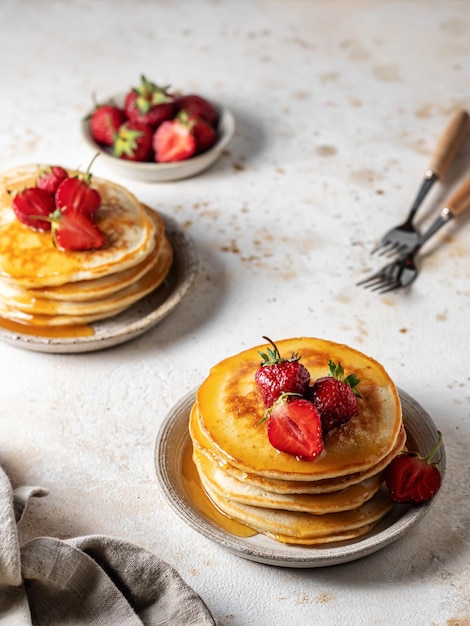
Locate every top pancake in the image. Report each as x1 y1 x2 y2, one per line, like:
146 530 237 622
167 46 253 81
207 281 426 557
0 164 158 288
196 337 402 481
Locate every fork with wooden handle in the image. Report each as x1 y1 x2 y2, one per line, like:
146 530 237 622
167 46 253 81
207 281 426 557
372 109 469 257
359 175 470 293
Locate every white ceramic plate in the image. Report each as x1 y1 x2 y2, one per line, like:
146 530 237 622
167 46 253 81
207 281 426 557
0 214 198 353
81 95 235 182
155 388 446 568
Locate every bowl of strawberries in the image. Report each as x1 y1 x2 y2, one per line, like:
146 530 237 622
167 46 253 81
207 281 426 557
81 75 236 182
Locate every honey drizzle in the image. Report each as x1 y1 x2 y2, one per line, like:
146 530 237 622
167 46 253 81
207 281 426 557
0 316 94 338
182 441 257 538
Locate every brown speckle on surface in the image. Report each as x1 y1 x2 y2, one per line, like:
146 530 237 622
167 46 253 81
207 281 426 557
317 145 337 157
316 591 335 604
372 64 402 82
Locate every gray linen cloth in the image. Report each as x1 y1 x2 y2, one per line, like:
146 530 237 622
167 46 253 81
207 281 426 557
0 465 215 625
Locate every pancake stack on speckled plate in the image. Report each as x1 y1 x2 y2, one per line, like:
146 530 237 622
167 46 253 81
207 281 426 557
0 164 173 328
189 337 405 545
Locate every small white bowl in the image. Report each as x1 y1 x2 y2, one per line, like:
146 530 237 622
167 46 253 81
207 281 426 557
81 95 235 183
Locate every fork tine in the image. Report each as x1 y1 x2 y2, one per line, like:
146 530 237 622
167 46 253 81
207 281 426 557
371 279 401 294
375 281 401 294
377 242 407 257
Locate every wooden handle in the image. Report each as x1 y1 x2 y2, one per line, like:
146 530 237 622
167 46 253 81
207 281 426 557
428 109 469 179
445 175 470 217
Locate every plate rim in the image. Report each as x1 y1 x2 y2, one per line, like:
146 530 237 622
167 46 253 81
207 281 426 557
0 213 198 353
154 387 446 568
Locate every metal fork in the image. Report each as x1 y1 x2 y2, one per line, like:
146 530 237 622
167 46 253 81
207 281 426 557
359 175 470 293
372 109 469 257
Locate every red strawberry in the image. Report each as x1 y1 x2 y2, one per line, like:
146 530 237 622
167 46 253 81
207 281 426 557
50 208 105 251
309 360 361 432
37 165 69 194
90 104 126 145
55 156 101 216
153 118 196 163
11 187 55 231
190 115 217 154
124 75 175 128
255 337 311 408
175 94 219 126
385 433 443 504
264 393 324 461
113 121 154 162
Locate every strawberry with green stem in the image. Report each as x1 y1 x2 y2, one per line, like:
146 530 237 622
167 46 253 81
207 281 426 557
113 121 154 162
309 360 361 432
55 154 101 216
90 104 126 145
37 165 69 194
124 75 176 128
385 432 443 504
255 337 311 408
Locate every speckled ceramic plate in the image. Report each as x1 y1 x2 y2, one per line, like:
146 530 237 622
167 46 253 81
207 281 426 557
155 388 445 568
0 214 197 353
81 96 235 182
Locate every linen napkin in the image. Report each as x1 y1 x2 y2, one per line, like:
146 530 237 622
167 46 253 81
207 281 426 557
0 464 216 625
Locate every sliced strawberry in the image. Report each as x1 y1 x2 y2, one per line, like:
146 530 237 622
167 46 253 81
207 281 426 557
385 433 443 504
51 208 105 251
153 118 196 163
124 75 175 128
255 337 310 408
113 121 154 162
11 187 55 231
55 156 101 216
90 104 126 145
265 394 324 461
37 165 69 194
309 360 361 432
175 94 219 126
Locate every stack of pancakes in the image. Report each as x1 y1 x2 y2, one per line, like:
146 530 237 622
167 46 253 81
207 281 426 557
0 165 172 328
190 337 405 545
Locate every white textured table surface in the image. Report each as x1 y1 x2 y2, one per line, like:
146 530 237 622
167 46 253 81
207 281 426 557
1 1 469 624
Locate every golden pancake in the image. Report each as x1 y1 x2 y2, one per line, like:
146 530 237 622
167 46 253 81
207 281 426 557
200 477 394 545
0 207 165 302
196 338 402 481
193 444 383 514
190 404 406 494
0 165 157 288
0 237 172 326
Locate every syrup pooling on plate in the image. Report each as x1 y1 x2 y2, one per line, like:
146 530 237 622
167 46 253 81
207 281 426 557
181 441 256 538
0 165 174 334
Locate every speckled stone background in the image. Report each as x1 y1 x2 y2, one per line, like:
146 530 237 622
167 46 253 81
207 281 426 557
1 1 469 624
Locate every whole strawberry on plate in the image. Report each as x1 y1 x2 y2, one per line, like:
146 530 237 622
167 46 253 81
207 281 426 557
37 165 69 194
385 432 443 504
124 75 176 128
255 336 311 408
90 103 126 146
309 360 361 432
174 94 219 126
113 121 154 162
